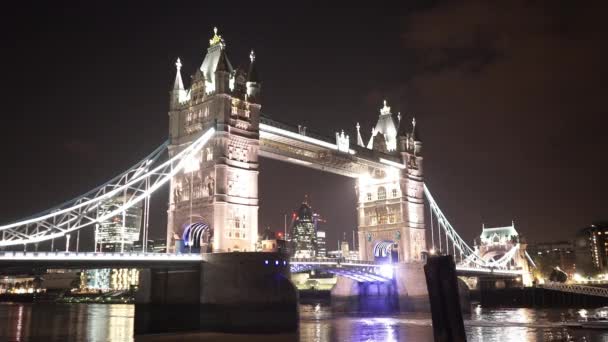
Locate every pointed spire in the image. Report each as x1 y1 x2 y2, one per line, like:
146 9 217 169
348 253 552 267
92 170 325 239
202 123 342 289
411 116 421 141
356 122 364 147
247 49 260 83
173 57 184 90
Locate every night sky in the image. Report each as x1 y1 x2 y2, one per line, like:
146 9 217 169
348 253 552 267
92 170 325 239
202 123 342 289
1 2 607 251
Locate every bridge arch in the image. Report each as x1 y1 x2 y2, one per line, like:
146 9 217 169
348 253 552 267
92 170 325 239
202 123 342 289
181 221 212 253
373 240 398 263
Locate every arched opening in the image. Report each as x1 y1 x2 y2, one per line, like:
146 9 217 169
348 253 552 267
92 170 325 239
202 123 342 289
181 221 213 253
373 240 398 263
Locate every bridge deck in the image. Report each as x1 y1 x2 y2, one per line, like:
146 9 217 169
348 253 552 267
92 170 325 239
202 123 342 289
0 251 202 270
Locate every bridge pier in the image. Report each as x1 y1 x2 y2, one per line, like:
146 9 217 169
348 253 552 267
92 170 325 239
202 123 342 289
134 252 298 337
394 262 433 311
329 262 440 312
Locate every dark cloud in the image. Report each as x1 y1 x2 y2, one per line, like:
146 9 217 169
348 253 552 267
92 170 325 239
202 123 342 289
394 0 608 241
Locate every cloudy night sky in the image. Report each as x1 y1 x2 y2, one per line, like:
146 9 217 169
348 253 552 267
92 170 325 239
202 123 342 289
0 1 607 250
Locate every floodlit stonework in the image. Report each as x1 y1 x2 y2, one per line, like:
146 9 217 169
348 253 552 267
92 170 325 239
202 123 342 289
167 28 261 253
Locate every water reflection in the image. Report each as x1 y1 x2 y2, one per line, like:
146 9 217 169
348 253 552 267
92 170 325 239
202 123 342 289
1 302 608 341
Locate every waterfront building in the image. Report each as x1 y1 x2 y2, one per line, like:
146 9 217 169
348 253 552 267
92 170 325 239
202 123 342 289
95 192 143 252
528 241 576 278
258 227 286 253
82 269 139 291
575 222 608 274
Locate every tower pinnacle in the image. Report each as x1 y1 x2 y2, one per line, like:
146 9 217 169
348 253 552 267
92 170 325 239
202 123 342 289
250 50 256 62
209 27 224 47
380 100 391 115
356 122 364 147
173 57 184 91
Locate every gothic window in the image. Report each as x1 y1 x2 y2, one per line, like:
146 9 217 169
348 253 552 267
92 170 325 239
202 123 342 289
206 147 213 161
388 207 396 223
370 216 377 225
204 107 209 117
367 193 372 201
378 187 386 201
228 146 233 160
392 189 398 198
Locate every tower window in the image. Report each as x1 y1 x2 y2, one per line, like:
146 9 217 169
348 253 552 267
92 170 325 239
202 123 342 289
367 193 372 201
392 189 398 198
378 187 386 200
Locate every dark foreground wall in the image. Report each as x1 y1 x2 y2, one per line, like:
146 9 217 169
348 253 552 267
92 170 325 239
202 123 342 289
134 252 298 336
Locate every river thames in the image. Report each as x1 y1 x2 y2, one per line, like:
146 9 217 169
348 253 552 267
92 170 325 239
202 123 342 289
1 302 607 341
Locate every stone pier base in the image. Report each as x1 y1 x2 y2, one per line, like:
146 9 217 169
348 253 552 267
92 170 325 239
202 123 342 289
134 252 298 337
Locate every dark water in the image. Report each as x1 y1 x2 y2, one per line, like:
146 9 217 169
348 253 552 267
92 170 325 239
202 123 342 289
1 302 607 341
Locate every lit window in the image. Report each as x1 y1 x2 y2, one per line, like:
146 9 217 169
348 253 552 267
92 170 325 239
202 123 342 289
206 147 213 161
378 187 386 200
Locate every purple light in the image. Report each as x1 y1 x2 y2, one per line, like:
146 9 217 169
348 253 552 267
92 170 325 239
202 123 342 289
283 260 287 265
275 260 279 266
265 260 269 265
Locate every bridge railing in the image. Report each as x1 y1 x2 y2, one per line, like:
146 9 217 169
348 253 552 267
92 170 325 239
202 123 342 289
539 281 608 298
0 251 203 261
290 257 381 267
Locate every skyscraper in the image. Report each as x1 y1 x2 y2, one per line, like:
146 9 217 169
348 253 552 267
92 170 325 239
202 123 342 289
95 193 143 252
291 199 317 258
575 222 608 274
316 230 326 257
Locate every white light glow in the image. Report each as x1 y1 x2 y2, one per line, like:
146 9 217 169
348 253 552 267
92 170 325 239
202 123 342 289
0 252 203 262
379 264 394 279
184 154 200 173
379 158 405 169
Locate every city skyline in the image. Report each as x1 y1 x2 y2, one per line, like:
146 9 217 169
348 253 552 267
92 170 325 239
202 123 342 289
0 3 607 251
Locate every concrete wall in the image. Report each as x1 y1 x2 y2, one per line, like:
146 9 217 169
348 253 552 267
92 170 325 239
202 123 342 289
135 252 298 335
199 252 298 333
394 262 430 311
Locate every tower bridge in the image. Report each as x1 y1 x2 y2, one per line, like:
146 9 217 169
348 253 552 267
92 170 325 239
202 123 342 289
0 28 534 320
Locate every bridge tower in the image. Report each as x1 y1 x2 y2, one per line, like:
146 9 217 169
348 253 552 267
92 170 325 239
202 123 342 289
356 102 425 262
166 28 261 253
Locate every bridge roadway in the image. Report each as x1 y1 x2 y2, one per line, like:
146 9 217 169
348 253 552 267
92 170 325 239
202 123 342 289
0 251 202 271
0 252 525 280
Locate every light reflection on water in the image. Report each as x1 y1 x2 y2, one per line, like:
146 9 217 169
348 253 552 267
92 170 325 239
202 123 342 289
1 302 608 341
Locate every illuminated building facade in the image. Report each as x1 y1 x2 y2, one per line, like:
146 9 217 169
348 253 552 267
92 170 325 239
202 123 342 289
316 230 326 257
96 193 143 252
166 28 261 253
291 200 317 258
576 222 608 273
82 269 139 291
356 102 425 262
528 241 576 278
